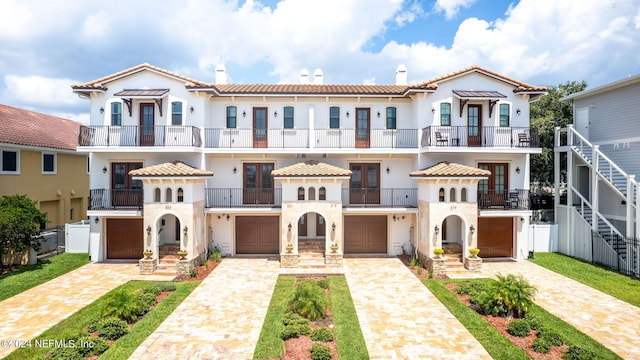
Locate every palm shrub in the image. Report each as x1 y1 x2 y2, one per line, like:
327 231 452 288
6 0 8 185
472 273 537 318
288 280 327 321
102 288 140 323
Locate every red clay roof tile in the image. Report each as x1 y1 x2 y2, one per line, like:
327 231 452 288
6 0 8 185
0 104 80 151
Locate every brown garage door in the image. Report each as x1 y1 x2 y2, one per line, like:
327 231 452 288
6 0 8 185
344 215 387 254
236 216 279 254
107 218 143 259
478 217 513 258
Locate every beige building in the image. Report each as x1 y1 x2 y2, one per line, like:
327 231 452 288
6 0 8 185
0 104 89 229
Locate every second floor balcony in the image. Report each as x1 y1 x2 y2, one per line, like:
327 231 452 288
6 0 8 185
79 125 202 147
477 189 530 210
421 126 539 149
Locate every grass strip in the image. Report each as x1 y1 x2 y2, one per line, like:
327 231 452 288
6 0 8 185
0 253 89 301
529 252 640 307
4 280 199 360
423 278 529 360
328 275 369 360
253 276 296 359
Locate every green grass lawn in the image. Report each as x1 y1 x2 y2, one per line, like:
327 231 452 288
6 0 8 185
529 252 640 307
4 280 199 360
0 252 89 301
253 275 369 360
423 278 621 360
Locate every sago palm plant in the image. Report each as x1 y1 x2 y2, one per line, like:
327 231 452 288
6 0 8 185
288 280 327 321
102 288 141 323
475 273 537 319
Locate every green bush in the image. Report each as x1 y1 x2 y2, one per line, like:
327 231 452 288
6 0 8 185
281 323 312 340
86 316 101 333
76 335 109 357
49 346 83 360
155 283 177 292
102 288 140 322
310 327 333 342
532 337 551 353
96 317 129 340
283 311 311 327
141 285 161 297
507 319 531 337
562 346 596 360
524 313 544 331
189 268 198 278
472 273 537 318
455 281 486 296
288 280 327 321
211 247 222 262
316 279 329 289
310 342 332 360
538 329 564 346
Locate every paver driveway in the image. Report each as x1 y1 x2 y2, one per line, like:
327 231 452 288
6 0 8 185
0 262 141 358
344 257 491 360
482 260 640 359
130 257 280 360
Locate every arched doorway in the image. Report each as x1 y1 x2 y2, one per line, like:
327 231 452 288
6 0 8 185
157 213 181 247
297 212 327 254
441 215 464 255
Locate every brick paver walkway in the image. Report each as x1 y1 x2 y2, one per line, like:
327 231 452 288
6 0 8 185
130 257 281 360
344 257 491 360
0 263 141 358
482 260 640 359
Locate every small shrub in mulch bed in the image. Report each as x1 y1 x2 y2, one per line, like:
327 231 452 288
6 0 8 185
310 343 332 360
310 327 334 342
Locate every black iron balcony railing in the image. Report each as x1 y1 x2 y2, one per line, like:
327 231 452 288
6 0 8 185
477 189 530 210
204 128 308 148
341 188 417 207
89 189 143 210
421 126 539 148
315 129 418 149
79 125 202 147
205 188 283 208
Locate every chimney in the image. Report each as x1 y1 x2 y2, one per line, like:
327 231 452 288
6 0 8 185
215 64 227 84
313 68 323 85
299 68 310 84
395 64 407 85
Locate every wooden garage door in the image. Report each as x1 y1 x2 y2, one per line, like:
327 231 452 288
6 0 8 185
236 216 279 254
478 217 513 258
107 218 143 259
344 215 387 254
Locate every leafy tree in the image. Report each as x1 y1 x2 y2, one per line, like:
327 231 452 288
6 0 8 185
530 80 588 186
0 195 47 269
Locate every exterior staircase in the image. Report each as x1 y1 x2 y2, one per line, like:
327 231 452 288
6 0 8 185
442 242 468 275
297 239 326 268
156 244 180 276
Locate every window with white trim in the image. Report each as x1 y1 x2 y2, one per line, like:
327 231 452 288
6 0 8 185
226 106 237 128
111 102 122 126
42 153 56 173
386 107 397 129
499 103 510 127
171 101 183 126
284 106 294 129
440 103 451 126
329 106 340 128
1 150 19 173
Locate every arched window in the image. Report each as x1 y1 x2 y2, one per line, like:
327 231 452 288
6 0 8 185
308 187 316 200
439 188 445 202
319 187 326 200
154 188 161 202
166 188 173 203
298 187 305 200
177 188 184 202
461 188 467 202
450 188 456 202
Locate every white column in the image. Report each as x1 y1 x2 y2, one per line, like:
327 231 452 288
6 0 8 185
627 175 635 237
566 145 574 255
308 105 315 149
591 145 599 232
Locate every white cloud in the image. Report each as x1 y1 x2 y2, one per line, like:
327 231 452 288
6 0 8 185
1 75 85 110
433 0 477 20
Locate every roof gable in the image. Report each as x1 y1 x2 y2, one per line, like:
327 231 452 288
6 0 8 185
417 65 546 93
272 160 351 177
129 161 213 177
409 162 491 178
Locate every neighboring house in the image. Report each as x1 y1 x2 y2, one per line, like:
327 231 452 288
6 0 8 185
0 104 89 229
554 74 640 272
72 63 545 274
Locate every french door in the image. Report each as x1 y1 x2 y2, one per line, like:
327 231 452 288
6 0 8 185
139 103 155 146
478 163 508 207
355 108 370 148
349 163 380 204
243 163 274 204
112 162 143 207
468 104 482 147
253 107 268 148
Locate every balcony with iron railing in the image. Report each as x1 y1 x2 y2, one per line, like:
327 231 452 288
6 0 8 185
477 189 530 210
341 188 418 208
421 126 539 149
205 188 283 208
314 129 418 149
79 125 202 147
89 189 143 210
204 128 309 149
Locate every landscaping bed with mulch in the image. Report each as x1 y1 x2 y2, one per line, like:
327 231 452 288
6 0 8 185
173 258 220 281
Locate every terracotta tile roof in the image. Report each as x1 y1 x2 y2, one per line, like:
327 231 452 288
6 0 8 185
271 160 352 177
0 104 80 151
417 65 547 93
129 161 213 177
409 162 491 177
195 83 436 96
113 89 169 96
71 63 209 91
452 90 507 98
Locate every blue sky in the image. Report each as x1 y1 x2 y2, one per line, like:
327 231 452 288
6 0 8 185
0 0 639 123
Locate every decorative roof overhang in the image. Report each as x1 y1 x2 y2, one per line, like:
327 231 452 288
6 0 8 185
113 89 169 117
129 161 213 178
452 90 507 118
409 161 491 178
271 160 352 178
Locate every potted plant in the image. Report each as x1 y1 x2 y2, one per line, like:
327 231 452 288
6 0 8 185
330 243 339 252
285 243 294 253
469 247 480 258
143 248 153 259
433 248 444 258
177 249 188 260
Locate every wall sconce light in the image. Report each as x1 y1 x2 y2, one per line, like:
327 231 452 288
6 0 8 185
190 106 194 113
392 215 397 221
242 110 246 118
434 225 439 234
99 107 104 114
102 166 108 174
377 111 381 118
94 217 99 224
346 111 350 118
226 214 230 221
332 222 336 231
183 226 188 236
470 225 475 234
516 108 521 115
233 166 237 174
520 216 525 224
516 166 520 174
288 222 292 232
432 107 435 114
146 225 152 235
386 167 390 174
273 110 278 118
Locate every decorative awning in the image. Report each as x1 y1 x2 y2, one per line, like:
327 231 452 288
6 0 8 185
113 89 169 117
452 90 507 118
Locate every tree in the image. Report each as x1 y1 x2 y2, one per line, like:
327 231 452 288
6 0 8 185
0 195 47 269
530 80 588 186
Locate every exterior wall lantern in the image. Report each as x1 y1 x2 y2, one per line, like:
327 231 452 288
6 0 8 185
190 106 194 113
434 225 439 234
99 107 104 114
94 217 99 224
183 226 188 236
520 216 525 224
288 222 292 232
516 166 520 174
516 108 521 115
470 225 475 234
331 222 336 231
146 225 152 235
102 166 108 174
